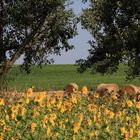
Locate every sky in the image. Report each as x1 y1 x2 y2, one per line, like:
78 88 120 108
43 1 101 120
16 1 92 64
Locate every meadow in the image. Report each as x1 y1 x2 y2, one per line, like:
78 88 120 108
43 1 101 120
7 64 140 91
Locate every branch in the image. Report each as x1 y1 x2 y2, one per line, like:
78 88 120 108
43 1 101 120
9 16 47 66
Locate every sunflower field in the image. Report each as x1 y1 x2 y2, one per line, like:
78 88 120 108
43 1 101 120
0 87 140 140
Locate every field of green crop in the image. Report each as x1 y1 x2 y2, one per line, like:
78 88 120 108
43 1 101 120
6 64 140 91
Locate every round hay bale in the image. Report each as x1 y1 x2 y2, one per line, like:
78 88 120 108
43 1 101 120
96 83 107 96
65 83 79 93
138 87 140 93
119 84 139 99
96 83 119 96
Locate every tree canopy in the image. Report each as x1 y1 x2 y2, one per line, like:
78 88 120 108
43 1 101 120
0 0 140 82
77 0 140 79
0 0 77 78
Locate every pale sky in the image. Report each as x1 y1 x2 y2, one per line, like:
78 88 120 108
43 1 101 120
16 1 92 64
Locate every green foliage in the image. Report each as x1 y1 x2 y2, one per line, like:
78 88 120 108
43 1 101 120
0 0 77 75
77 0 140 79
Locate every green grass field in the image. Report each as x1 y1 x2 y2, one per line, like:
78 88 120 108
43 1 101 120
7 64 140 91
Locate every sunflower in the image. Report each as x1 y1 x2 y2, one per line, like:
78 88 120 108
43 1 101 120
34 92 45 103
79 113 84 123
73 122 81 134
88 104 97 112
86 118 92 126
21 107 27 117
136 101 140 109
50 113 57 120
31 122 37 133
94 92 99 98
26 88 33 97
71 95 77 104
11 105 19 114
55 93 63 100
47 126 51 137
0 98 4 106
81 86 88 94
127 100 133 107
64 101 72 111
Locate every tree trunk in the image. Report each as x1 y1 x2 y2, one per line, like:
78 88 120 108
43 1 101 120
0 1 8 88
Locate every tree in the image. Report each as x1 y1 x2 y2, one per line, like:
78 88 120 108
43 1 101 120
77 0 140 79
0 0 77 79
